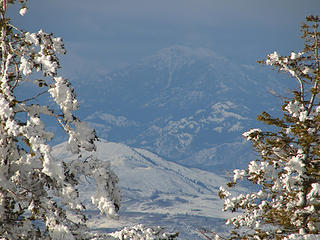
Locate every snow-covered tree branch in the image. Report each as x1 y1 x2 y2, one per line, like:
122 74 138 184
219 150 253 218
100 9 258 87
0 1 122 239
216 15 320 240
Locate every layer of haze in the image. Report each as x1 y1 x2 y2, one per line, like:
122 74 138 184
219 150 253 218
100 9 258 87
9 0 320 77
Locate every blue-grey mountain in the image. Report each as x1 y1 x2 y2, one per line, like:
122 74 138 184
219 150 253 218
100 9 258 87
72 45 292 172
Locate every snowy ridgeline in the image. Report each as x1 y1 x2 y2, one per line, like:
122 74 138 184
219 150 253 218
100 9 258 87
72 45 291 173
53 139 235 239
84 100 254 172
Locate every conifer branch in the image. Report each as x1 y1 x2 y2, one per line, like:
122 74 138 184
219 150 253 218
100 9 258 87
218 15 320 239
307 23 320 115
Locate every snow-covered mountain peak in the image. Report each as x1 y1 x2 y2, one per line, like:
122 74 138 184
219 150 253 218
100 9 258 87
142 45 223 71
154 45 219 60
73 44 292 173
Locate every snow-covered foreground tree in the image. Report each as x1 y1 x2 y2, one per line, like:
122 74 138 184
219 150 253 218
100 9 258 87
0 1 121 239
0 1 177 239
216 15 320 240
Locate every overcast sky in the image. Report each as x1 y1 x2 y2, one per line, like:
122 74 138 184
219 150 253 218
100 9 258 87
8 0 320 77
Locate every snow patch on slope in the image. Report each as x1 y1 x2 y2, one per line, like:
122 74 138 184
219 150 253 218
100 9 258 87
53 140 233 238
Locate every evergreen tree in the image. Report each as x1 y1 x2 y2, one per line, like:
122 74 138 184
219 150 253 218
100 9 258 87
217 15 320 240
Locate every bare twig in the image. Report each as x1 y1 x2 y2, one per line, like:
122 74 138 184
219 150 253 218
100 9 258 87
18 89 47 103
8 23 23 34
295 74 305 105
10 60 20 90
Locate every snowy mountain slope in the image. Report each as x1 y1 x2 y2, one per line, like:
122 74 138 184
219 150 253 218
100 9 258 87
177 141 257 173
53 140 235 239
66 45 294 173
132 101 251 160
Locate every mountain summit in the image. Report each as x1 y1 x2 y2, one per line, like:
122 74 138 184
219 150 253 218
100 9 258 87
71 45 293 171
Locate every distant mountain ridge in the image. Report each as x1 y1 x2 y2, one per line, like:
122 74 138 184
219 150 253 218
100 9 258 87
49 45 294 237
69 45 293 172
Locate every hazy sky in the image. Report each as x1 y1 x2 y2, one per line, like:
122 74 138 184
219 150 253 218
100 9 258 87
8 0 320 77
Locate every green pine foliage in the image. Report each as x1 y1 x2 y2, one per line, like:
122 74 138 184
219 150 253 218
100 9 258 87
217 15 320 240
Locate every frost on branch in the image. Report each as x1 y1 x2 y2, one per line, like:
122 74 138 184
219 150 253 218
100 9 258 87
217 15 320 240
0 2 122 239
